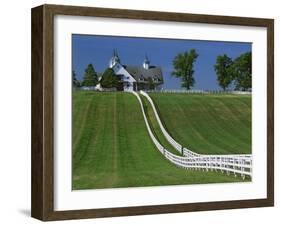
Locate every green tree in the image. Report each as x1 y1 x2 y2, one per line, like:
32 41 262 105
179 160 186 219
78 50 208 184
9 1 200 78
72 70 80 88
172 49 198 90
82 64 98 87
214 54 233 91
100 68 119 88
231 52 252 91
147 77 155 90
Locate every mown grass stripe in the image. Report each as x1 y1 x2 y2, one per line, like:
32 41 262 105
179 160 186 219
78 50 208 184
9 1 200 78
149 93 251 155
72 91 248 190
140 94 182 156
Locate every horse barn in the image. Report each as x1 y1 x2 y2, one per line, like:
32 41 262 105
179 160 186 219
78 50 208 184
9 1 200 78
108 50 164 91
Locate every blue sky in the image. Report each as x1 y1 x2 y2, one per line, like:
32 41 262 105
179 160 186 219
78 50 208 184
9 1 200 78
72 34 251 90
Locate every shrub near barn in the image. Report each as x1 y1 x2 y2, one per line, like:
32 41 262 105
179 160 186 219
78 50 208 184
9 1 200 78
100 68 121 91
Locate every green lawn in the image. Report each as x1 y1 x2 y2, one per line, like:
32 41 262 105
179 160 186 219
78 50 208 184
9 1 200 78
149 93 252 155
72 91 245 190
140 95 181 156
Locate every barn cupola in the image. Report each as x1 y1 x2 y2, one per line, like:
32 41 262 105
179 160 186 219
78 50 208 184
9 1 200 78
109 49 121 68
143 54 150 70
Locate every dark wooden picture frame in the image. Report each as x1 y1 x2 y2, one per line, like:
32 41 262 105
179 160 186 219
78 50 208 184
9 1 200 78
31 4 274 221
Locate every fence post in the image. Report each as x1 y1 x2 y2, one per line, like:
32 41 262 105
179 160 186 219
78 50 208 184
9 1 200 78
233 158 237 177
221 157 224 173
226 158 230 175
241 158 245 179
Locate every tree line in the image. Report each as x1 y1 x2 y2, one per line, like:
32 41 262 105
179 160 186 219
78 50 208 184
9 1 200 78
73 64 156 90
73 50 252 91
171 49 252 91
214 52 251 91
72 65 119 89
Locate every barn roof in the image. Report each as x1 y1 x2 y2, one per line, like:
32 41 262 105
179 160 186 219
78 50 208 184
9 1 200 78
123 65 163 83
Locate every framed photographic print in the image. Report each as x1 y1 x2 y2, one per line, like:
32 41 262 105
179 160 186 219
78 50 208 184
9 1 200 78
31 4 274 221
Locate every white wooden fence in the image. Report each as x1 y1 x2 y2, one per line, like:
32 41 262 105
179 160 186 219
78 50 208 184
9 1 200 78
140 91 182 153
145 89 252 95
135 91 252 179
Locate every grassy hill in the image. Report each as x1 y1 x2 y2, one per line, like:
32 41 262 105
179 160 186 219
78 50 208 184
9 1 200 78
140 95 181 156
72 91 245 190
149 93 251 155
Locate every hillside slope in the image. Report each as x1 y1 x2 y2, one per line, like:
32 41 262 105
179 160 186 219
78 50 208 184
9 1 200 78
140 95 181 156
73 91 245 190
149 93 251 155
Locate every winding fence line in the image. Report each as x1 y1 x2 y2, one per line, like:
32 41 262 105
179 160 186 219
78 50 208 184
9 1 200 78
146 89 252 95
133 91 252 179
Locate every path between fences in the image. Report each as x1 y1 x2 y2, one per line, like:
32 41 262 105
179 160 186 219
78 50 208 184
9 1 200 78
131 91 252 179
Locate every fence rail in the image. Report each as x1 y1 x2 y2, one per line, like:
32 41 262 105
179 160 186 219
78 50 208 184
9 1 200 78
140 91 182 153
145 89 251 95
135 91 252 179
